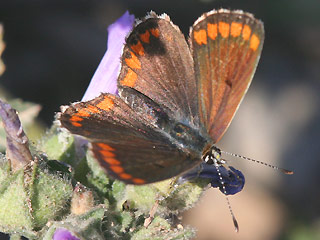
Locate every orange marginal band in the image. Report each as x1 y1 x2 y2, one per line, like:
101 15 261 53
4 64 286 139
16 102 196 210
95 142 147 185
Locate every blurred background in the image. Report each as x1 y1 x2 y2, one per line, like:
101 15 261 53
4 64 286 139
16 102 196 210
0 0 319 239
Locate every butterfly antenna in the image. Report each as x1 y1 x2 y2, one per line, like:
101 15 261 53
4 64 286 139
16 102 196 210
214 162 239 232
221 151 294 175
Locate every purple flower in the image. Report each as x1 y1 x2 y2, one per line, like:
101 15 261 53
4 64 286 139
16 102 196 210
53 228 80 240
82 11 135 101
182 163 245 195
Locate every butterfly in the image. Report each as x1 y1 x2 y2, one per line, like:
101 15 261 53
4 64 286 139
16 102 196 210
60 9 264 185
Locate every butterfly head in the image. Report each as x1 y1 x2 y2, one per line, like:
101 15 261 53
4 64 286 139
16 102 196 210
203 145 225 166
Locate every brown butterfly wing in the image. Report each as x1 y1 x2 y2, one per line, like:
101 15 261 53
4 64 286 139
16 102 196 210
60 92 200 184
190 9 264 142
118 13 199 127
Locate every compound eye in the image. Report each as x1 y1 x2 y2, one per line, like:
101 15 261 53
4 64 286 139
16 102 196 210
213 151 220 160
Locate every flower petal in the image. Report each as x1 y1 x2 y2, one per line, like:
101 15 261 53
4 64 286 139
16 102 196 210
182 163 245 195
53 228 80 240
210 166 245 195
82 11 135 101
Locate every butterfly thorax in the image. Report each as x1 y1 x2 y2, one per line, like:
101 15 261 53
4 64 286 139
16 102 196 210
166 121 226 168
166 121 211 157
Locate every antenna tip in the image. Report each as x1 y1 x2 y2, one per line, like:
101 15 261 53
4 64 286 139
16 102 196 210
233 216 239 233
282 169 294 175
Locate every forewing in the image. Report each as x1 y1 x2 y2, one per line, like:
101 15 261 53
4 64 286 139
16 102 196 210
60 93 200 184
118 12 199 127
190 9 264 142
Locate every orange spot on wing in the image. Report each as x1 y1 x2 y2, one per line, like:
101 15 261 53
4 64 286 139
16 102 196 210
218 22 230 38
194 29 207 45
110 165 124 174
250 34 260 51
140 30 150 43
77 108 91 117
242 25 251 40
100 149 115 158
96 96 114 111
104 156 121 165
130 41 144 56
231 22 242 37
120 69 137 87
70 115 83 122
96 143 115 151
125 51 141 69
207 23 217 40
132 178 145 184
94 143 122 165
71 121 82 127
86 105 101 114
150 28 160 38
73 105 100 120
119 173 132 180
